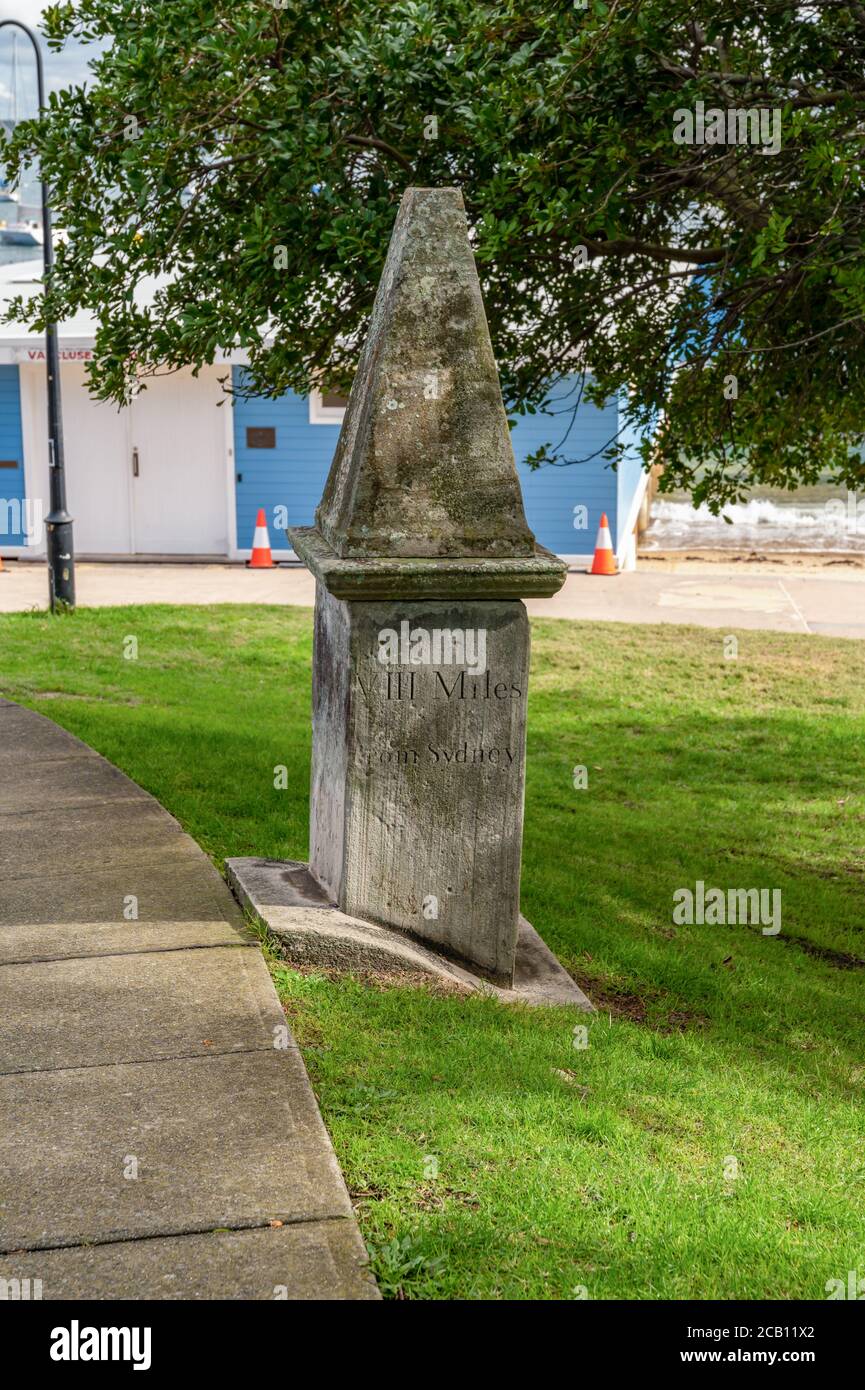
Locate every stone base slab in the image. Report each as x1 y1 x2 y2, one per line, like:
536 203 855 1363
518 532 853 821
226 857 593 1011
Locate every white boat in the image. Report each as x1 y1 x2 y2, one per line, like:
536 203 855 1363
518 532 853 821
0 220 43 247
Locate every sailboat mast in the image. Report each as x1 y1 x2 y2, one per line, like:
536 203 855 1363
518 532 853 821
10 30 17 126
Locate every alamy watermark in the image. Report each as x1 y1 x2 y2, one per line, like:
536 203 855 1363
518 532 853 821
826 1270 865 1299
50 1322 151 1370
0 497 43 542
673 101 782 156
825 493 865 535
0 1276 42 1300
673 880 781 936
378 619 487 675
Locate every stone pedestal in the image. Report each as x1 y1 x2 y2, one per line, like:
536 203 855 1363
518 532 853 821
310 589 529 984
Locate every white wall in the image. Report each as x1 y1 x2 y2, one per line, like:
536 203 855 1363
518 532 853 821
22 363 230 556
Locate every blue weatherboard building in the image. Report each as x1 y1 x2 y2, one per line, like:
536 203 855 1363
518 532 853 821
232 371 650 569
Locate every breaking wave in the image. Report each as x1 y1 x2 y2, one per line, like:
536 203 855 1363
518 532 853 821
644 497 865 553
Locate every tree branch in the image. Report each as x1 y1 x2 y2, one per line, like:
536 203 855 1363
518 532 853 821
580 235 727 264
343 134 413 173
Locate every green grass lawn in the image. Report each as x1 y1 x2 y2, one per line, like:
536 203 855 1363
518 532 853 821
1 603 863 1299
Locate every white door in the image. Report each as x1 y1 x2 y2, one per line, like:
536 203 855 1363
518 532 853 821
21 361 133 555
129 367 228 555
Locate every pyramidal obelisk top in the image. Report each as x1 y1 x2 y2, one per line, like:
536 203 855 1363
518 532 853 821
289 187 566 598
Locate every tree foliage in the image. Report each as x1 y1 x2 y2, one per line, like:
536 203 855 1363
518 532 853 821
3 0 865 507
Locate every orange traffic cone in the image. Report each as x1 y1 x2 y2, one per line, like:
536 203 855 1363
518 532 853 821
589 512 617 575
247 508 275 568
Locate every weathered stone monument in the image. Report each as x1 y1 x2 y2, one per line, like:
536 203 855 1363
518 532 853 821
228 188 591 1008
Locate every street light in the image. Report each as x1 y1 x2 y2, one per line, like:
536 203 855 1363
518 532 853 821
0 19 74 609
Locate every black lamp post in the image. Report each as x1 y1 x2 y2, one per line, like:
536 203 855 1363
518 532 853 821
0 19 74 609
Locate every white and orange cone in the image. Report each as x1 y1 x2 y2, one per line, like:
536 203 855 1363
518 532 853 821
589 512 617 576
247 508 275 568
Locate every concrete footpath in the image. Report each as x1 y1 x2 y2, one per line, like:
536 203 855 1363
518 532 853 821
1 556 863 638
0 698 378 1300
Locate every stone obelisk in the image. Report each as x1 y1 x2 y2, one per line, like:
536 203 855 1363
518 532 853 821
287 188 568 988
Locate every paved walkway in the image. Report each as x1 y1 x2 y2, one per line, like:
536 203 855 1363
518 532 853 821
534 559 865 639
0 698 377 1300
1 557 864 637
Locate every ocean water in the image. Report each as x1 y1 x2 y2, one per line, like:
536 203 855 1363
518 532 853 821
0 243 41 267
645 495 865 553
0 240 41 266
